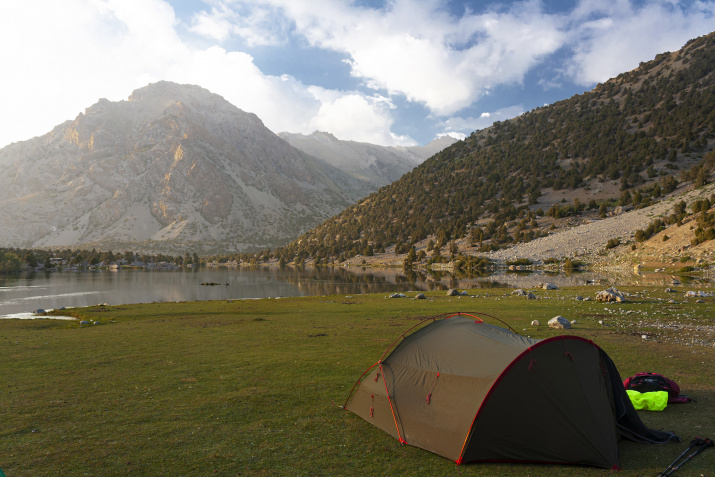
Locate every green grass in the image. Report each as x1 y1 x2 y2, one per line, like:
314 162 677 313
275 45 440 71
1 288 714 476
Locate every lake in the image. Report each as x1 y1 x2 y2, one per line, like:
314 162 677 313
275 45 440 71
0 265 708 318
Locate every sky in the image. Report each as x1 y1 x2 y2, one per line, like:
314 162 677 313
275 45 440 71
0 1 713 149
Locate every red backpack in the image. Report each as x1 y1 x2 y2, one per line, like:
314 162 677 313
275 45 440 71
623 372 689 403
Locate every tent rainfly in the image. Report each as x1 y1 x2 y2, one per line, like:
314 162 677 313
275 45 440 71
344 312 678 469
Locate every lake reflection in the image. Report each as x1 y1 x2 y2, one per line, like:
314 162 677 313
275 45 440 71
0 265 709 317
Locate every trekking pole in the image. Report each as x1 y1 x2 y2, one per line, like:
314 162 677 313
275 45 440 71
661 437 713 476
658 437 704 476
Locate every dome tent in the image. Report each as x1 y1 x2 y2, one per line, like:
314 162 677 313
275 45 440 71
344 312 677 469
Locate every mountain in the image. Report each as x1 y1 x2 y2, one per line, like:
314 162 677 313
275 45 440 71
275 32 715 263
279 131 457 189
0 82 388 254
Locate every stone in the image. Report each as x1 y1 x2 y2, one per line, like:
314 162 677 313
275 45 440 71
596 287 626 302
414 293 426 300
389 293 406 298
512 289 527 296
531 320 540 326
33 309 46 314
446 289 461 296
540 283 559 290
80 321 90 325
548 316 571 329
575 296 584 301
526 293 537 300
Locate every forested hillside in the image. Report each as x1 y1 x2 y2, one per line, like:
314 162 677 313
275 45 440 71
273 32 714 264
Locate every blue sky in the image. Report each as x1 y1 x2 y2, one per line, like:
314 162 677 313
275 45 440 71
0 1 713 149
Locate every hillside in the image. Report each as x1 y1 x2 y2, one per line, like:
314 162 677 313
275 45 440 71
279 131 456 189
274 32 715 265
0 82 448 254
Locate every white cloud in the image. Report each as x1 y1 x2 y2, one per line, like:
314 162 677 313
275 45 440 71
566 0 715 84
1 0 713 150
189 2 289 46
223 0 567 116
439 105 525 136
0 0 406 148
305 87 415 145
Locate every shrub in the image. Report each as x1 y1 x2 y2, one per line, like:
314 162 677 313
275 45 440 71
605 238 620 249
507 258 533 266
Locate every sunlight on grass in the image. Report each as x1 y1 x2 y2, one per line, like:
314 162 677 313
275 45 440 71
1 288 713 475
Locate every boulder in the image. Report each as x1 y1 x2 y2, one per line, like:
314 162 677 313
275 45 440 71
414 293 426 300
389 293 406 298
526 293 537 300
512 289 527 296
540 283 559 290
446 289 463 296
596 287 626 302
548 316 571 329
33 309 46 314
686 291 714 297
530 320 540 326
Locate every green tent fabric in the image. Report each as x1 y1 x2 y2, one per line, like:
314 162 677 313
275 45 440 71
345 313 677 469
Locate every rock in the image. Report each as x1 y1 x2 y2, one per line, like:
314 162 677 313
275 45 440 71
665 288 675 293
80 321 90 325
668 299 677 304
512 289 527 296
598 320 604 325
531 320 540 326
414 293 426 300
548 316 571 329
540 283 559 290
696 299 705 303
33 309 46 314
446 289 461 296
686 291 714 297
596 287 626 302
571 320 578 325
389 293 406 298
575 296 583 301
583 297 592 301
526 293 537 300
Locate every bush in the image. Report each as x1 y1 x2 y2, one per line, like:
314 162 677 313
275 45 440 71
507 258 533 266
605 238 620 249
563 258 583 271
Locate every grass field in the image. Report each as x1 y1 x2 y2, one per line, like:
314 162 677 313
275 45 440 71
1 286 714 476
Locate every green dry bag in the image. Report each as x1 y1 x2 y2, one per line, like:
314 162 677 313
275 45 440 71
626 389 668 411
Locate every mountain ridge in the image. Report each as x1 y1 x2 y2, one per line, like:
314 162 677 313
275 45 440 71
0 82 393 253
273 32 715 264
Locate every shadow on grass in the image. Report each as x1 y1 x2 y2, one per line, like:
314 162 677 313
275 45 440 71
619 389 715 473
